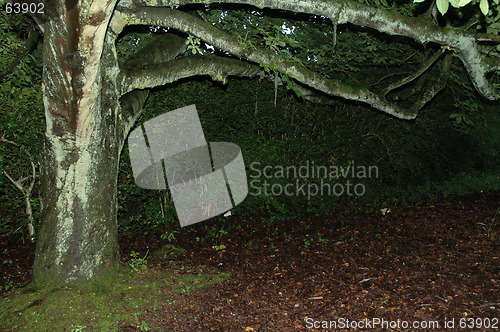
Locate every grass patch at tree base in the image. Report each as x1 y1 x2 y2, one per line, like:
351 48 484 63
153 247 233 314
0 264 230 331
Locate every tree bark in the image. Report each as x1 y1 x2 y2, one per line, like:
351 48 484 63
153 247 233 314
32 0 124 287
34 129 122 286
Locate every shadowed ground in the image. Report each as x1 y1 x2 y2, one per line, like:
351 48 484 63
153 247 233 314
1 192 498 331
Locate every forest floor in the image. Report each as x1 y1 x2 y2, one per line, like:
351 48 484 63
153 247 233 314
1 192 499 331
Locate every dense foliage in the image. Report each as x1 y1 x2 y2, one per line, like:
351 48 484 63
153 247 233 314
0 12 43 236
116 75 498 237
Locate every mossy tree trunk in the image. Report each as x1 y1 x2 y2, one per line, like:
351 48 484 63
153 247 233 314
32 0 126 286
34 124 122 286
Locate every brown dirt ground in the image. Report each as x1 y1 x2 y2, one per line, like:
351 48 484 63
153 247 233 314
1 192 499 331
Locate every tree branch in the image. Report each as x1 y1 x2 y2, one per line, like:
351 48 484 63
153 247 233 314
122 32 187 70
120 54 263 93
116 0 498 100
118 30 188 129
298 53 451 116
119 7 441 119
382 48 445 97
120 89 150 137
1 138 37 240
0 29 40 79
410 53 452 111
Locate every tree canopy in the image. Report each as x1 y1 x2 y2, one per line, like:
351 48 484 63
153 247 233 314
113 0 499 120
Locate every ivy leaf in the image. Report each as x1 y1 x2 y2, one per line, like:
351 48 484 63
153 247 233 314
487 22 500 34
260 63 271 73
449 0 472 7
479 0 489 15
437 0 450 15
283 36 300 48
465 117 474 126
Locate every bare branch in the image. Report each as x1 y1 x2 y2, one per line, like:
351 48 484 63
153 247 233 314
0 136 19 146
383 49 445 97
122 32 187 70
1 137 37 240
120 89 150 135
4 171 24 192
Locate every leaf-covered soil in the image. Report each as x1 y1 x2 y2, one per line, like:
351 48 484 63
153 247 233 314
1 192 499 331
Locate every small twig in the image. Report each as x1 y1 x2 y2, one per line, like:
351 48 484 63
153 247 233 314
1 138 37 241
370 71 413 86
0 136 18 146
478 302 500 308
4 171 25 192
274 71 279 107
332 23 337 50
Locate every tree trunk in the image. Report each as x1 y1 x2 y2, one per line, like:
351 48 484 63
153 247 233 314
32 1 124 287
33 131 121 287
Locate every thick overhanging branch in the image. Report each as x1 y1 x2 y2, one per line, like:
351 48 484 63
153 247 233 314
116 0 498 101
122 32 187 69
117 30 187 124
120 54 263 93
119 7 443 119
299 53 451 115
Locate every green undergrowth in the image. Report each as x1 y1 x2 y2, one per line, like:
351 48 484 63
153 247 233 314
153 244 187 259
367 171 500 207
0 258 230 331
